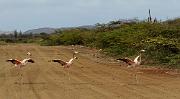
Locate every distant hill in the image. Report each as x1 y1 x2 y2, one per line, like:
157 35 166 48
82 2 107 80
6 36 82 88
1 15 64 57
77 25 96 29
57 25 96 31
0 30 13 34
24 25 96 34
24 28 56 34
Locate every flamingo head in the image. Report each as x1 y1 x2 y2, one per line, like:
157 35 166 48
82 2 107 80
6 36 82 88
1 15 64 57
73 51 79 58
140 49 145 52
74 57 78 59
74 51 79 54
27 58 35 63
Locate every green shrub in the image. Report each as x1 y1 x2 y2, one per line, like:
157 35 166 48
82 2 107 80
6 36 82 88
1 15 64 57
40 18 180 68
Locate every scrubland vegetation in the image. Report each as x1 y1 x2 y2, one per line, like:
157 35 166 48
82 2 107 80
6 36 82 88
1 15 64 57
1 18 180 67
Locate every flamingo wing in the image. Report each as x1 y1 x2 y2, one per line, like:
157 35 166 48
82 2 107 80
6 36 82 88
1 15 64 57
52 59 67 66
6 59 21 65
117 58 135 65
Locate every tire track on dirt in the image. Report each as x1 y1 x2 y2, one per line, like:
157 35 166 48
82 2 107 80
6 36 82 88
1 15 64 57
0 44 180 99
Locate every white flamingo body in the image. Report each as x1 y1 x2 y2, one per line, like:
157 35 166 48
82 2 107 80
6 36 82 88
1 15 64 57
67 58 75 65
21 58 33 66
132 55 141 67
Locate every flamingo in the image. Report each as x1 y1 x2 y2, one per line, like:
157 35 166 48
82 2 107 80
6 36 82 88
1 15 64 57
51 57 78 68
50 51 78 68
6 58 35 84
117 50 145 68
50 51 78 80
117 50 145 84
93 49 102 58
27 52 32 56
73 51 78 58
6 58 35 68
50 56 77 80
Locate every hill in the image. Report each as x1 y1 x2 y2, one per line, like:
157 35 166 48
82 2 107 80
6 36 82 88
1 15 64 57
0 30 13 34
24 27 56 34
23 25 96 34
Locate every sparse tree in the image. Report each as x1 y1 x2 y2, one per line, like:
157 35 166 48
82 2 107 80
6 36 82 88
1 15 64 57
148 9 152 22
19 30 22 38
14 30 18 39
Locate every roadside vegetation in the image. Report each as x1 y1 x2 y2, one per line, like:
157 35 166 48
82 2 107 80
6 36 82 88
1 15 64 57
0 18 180 68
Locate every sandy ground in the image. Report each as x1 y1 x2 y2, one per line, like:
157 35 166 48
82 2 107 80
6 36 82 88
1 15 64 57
0 44 180 99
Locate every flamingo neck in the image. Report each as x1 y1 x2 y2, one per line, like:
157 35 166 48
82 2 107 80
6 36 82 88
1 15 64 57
133 55 141 65
67 58 74 64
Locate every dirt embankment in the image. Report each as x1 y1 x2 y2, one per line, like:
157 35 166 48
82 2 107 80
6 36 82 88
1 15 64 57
0 44 179 99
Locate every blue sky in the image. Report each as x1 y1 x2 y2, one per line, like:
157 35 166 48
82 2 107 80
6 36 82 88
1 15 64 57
0 0 179 31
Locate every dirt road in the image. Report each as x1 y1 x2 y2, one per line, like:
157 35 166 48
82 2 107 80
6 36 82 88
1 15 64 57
0 44 180 99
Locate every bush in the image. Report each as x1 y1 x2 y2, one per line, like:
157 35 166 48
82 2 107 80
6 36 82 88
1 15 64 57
40 18 180 68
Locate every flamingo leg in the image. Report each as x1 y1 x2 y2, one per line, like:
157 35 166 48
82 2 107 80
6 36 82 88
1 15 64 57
17 68 21 85
18 66 23 85
135 73 138 84
67 68 71 80
64 66 71 80
19 69 22 85
68 71 70 80
134 68 139 84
